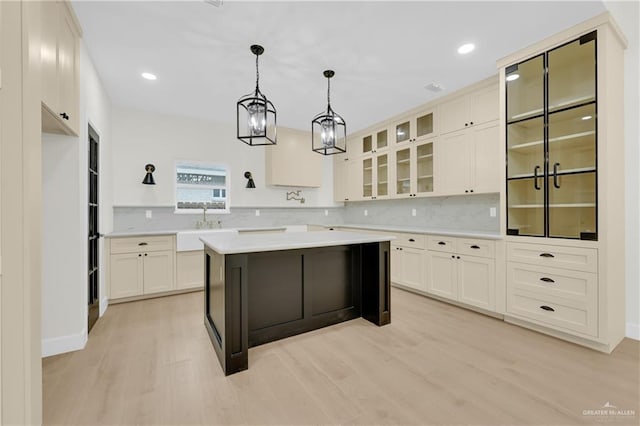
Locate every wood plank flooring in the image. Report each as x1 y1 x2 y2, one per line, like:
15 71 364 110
43 288 639 425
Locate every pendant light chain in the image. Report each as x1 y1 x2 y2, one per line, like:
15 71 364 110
255 54 260 93
327 77 331 108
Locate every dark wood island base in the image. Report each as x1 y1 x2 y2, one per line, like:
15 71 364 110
204 241 391 375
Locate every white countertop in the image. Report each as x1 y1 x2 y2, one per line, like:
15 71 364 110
201 230 394 255
322 224 502 240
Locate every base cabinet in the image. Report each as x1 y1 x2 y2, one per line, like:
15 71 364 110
457 256 495 311
108 235 176 301
392 246 426 291
427 252 458 299
176 250 204 290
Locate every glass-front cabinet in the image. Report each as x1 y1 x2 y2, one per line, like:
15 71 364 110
394 140 435 197
362 128 389 154
362 153 389 200
506 31 597 240
394 110 435 144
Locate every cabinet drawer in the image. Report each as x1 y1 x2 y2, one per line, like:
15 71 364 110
507 242 597 273
507 262 597 302
457 239 495 258
392 233 425 249
507 288 597 337
110 235 174 254
427 236 457 252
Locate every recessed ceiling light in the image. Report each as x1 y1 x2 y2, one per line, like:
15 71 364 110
425 82 445 93
581 115 593 120
506 74 520 82
457 43 475 55
141 72 157 81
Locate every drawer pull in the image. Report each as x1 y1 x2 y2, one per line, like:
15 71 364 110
470 245 480 249
539 252 554 258
138 242 148 246
540 277 555 283
540 305 555 312
408 238 415 242
438 241 446 245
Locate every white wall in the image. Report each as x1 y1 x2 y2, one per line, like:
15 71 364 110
603 2 640 340
111 107 337 209
41 42 112 356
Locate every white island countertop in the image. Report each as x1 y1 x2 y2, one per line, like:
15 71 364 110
201 230 394 255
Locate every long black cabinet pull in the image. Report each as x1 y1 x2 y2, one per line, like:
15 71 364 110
470 245 480 249
438 241 446 246
553 163 561 189
534 165 541 190
408 238 415 242
540 305 555 312
540 277 555 283
138 242 148 246
539 252 554 258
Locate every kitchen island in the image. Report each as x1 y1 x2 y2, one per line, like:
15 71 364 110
202 230 393 375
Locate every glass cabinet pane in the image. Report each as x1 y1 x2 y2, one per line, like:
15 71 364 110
376 129 388 150
363 135 372 153
548 172 596 239
507 178 545 237
416 142 433 193
507 116 544 179
377 154 388 196
548 103 596 173
506 54 544 122
548 34 596 113
396 121 410 144
363 158 372 197
396 148 411 194
416 112 433 139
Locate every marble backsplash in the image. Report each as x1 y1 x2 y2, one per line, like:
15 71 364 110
113 193 499 233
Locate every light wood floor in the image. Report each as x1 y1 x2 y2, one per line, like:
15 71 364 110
43 288 639 425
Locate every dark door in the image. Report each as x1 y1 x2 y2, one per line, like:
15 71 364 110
88 125 100 332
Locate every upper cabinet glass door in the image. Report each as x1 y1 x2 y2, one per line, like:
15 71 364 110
506 54 546 237
547 32 597 239
376 129 388 151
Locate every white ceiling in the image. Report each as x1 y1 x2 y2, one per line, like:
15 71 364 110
72 1 606 133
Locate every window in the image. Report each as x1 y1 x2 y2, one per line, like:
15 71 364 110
175 162 229 212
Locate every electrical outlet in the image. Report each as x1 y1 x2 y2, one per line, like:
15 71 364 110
364 209 368 217
255 209 260 217
490 207 497 217
412 208 416 217
145 210 152 219
324 209 329 216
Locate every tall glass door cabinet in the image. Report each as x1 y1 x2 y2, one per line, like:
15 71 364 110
506 31 597 240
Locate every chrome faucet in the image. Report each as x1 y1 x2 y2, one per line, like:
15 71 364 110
196 205 215 229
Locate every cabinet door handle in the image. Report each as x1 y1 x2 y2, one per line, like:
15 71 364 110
464 123 468 127
408 238 415 242
534 166 541 190
539 252 555 258
470 245 480 249
138 242 148 246
451 255 455 258
138 254 142 257
465 190 469 193
470 189 474 193
470 121 474 125
540 277 555 283
144 253 148 256
553 162 561 189
456 256 460 259
540 305 555 312
438 241 446 245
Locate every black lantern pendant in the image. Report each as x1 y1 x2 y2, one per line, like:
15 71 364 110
312 70 346 155
237 45 277 146
142 164 156 185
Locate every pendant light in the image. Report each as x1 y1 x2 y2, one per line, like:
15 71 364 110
237 44 277 146
142 164 156 185
312 70 346 155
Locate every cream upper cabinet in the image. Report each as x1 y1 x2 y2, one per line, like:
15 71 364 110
334 156 362 202
361 128 390 155
41 0 81 136
393 109 436 145
440 84 499 135
436 121 500 195
266 127 322 187
333 159 348 202
394 139 435 198
362 152 389 200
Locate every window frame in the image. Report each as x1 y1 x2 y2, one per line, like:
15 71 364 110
174 160 231 214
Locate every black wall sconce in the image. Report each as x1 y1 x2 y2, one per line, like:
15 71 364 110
244 171 256 188
142 164 156 185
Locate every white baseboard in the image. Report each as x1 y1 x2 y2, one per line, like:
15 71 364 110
42 329 87 357
626 322 640 340
100 297 109 317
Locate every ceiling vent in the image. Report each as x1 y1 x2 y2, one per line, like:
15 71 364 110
204 0 223 7
425 82 445 93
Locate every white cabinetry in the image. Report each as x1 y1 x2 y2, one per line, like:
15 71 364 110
439 85 499 135
108 235 176 300
426 236 496 311
437 118 500 195
41 0 81 136
266 127 322 187
333 156 362 202
176 251 204 290
390 233 427 292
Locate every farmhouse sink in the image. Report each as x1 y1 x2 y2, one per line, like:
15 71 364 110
176 229 236 251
